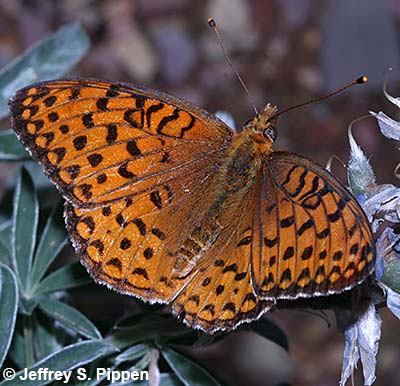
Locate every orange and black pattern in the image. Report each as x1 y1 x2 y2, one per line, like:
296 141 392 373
9 79 375 333
255 152 374 298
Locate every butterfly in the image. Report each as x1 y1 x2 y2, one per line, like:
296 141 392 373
9 78 375 333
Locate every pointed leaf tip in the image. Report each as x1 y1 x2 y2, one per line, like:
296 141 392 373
347 121 376 195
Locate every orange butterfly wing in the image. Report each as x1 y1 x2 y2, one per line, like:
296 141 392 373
9 79 233 304
170 152 375 332
252 151 375 299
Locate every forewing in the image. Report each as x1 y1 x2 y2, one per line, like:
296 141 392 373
9 79 232 206
9 79 233 303
251 151 375 300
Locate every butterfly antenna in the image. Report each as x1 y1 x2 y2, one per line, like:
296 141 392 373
326 154 346 173
272 76 368 119
208 18 258 115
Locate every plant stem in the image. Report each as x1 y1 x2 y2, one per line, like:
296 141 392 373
23 314 35 367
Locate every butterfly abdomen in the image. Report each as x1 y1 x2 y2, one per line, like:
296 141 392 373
171 135 259 278
172 222 222 278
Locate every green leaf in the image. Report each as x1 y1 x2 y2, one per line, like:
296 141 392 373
108 315 187 350
250 317 289 352
0 21 90 119
38 295 102 340
381 259 400 293
347 124 375 195
159 373 184 386
0 129 29 161
128 349 153 371
35 261 91 295
0 340 117 386
32 312 60 360
20 296 38 315
30 201 67 291
114 344 150 365
0 220 11 265
23 314 35 367
8 332 25 369
11 167 38 293
0 263 18 368
161 346 222 386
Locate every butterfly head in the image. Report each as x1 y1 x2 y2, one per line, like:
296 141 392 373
244 104 278 149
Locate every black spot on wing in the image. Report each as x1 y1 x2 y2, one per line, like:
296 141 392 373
143 247 153 259
288 169 308 198
65 164 80 179
180 115 195 138
96 98 109 111
51 147 66 162
280 216 294 228
264 237 278 248
102 206 111 216
106 258 122 271
97 173 107 184
152 227 165 240
106 124 118 144
87 153 103 167
222 263 238 273
317 228 330 239
133 218 146 235
124 109 140 128
157 108 180 135
48 112 59 122
132 267 149 279
283 246 294 260
237 236 252 247
297 219 314 235
301 246 313 260
73 135 87 151
222 302 236 313
43 95 57 107
106 84 120 97
146 103 164 126
59 124 69 134
82 113 94 128
120 237 131 250
118 163 136 179
150 190 163 209
328 209 342 222
90 239 104 255
126 140 141 156
116 213 127 228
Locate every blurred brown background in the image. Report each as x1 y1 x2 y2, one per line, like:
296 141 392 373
0 0 400 385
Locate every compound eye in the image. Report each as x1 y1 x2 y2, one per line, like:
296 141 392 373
263 126 277 141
